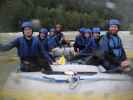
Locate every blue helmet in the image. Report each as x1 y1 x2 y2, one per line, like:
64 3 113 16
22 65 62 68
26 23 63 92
79 28 86 33
92 27 101 33
109 19 120 26
21 21 32 29
84 28 92 33
39 28 48 34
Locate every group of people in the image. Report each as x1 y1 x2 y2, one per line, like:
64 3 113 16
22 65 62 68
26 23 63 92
0 19 130 73
73 19 129 73
0 22 67 72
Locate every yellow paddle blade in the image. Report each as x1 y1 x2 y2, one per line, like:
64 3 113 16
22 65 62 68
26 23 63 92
58 55 66 65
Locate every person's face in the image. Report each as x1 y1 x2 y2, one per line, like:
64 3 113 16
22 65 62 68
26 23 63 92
39 32 46 39
93 32 100 39
55 25 62 32
109 25 119 34
85 32 90 38
50 31 55 36
23 27 33 37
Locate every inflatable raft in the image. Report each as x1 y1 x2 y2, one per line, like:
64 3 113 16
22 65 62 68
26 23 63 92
1 64 133 100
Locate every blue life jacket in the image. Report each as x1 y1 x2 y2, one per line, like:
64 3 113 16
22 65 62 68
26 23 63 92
17 37 39 59
100 34 124 60
94 37 102 49
48 35 58 50
37 37 53 64
80 37 97 54
87 37 97 49
55 32 64 46
38 37 49 51
74 35 86 51
107 35 123 59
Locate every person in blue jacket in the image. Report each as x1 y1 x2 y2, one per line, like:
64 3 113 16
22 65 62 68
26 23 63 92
54 24 69 47
0 21 52 72
80 28 97 56
99 19 129 72
74 27 86 52
71 28 97 62
48 28 58 51
37 28 53 64
84 27 103 65
92 27 102 49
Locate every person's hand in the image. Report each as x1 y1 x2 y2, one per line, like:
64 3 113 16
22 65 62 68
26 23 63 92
53 61 58 65
52 48 58 52
120 60 131 72
121 60 129 68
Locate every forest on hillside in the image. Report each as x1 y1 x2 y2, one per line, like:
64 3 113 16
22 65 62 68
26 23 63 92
0 0 132 32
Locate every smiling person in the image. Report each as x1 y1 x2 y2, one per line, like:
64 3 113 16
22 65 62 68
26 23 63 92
99 19 129 73
0 21 51 72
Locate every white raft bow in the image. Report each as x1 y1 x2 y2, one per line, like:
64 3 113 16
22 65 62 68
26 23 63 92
13 64 133 89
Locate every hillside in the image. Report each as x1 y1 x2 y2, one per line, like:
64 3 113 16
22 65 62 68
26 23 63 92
0 0 132 32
